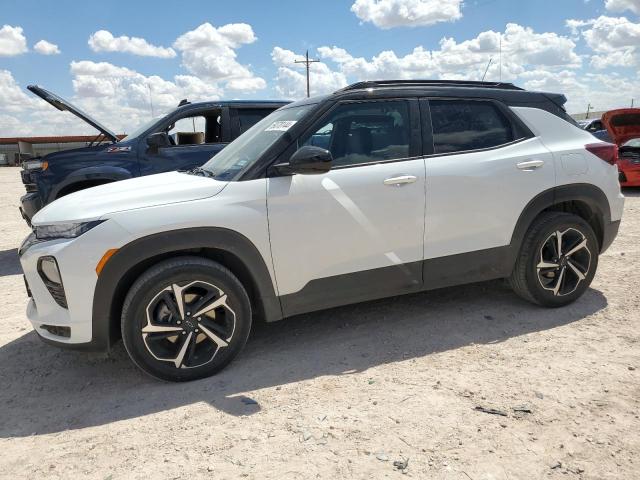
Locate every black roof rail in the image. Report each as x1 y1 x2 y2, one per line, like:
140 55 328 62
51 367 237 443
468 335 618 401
340 79 523 92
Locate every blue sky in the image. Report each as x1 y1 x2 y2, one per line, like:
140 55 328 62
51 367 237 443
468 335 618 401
1 0 639 135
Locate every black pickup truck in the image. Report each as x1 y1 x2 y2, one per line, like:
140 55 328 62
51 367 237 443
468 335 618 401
20 85 287 223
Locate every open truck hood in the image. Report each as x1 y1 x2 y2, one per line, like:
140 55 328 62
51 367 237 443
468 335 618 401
27 85 118 143
602 108 640 146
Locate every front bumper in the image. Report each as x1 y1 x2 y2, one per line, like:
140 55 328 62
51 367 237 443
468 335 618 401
18 220 131 352
19 192 42 225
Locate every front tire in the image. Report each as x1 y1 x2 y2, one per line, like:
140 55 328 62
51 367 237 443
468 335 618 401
121 257 252 382
509 212 598 307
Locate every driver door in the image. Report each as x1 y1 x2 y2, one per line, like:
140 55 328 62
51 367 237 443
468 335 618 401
267 99 426 316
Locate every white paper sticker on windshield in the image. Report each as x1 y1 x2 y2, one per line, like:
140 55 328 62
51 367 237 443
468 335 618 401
265 120 297 132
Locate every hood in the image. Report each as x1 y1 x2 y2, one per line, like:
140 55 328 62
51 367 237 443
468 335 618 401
32 171 228 225
601 108 640 146
28 85 119 143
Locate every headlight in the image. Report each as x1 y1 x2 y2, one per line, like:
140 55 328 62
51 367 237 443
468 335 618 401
23 160 48 171
34 220 105 240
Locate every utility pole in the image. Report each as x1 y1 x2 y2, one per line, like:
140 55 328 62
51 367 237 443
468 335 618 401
632 98 635 108
585 103 593 120
295 50 319 98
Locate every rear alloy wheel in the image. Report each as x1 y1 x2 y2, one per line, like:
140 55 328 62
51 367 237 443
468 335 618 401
122 257 251 381
509 212 599 307
536 228 591 297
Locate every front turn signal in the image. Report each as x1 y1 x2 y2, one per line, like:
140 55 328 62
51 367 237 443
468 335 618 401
96 248 119 276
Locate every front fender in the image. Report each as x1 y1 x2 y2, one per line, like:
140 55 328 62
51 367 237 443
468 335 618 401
92 227 283 350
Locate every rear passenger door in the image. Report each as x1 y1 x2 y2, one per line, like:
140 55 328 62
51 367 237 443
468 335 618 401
422 98 555 260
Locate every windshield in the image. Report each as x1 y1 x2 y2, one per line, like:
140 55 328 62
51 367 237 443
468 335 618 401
202 104 315 180
622 138 640 148
122 116 163 141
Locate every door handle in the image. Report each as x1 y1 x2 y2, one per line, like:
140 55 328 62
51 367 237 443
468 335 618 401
383 175 417 186
517 159 545 170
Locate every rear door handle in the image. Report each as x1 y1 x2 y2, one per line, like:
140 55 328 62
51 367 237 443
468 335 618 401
383 175 417 186
517 159 545 170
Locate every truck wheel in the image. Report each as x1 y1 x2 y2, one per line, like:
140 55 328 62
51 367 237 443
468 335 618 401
121 256 251 382
509 212 598 307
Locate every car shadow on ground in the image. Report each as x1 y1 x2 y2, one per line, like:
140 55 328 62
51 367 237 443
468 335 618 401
0 249 21 277
0 280 607 438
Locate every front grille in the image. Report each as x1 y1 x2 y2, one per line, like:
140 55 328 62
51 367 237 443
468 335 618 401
24 183 37 193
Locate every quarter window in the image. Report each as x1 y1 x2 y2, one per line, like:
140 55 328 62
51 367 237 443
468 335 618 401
302 101 411 167
430 100 515 154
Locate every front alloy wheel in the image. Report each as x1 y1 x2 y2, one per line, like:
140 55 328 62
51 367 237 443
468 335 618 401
122 257 252 382
142 281 236 369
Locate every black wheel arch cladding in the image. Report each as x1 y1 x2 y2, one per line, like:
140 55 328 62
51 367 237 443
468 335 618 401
92 227 282 350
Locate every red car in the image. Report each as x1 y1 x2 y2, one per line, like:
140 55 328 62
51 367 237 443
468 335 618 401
602 108 640 187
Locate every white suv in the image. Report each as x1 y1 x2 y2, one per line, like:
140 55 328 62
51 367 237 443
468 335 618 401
19 80 624 381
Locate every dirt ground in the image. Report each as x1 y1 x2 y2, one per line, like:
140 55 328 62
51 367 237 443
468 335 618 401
0 166 638 480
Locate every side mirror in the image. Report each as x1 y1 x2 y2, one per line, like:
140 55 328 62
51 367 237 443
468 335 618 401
273 146 333 175
146 132 170 152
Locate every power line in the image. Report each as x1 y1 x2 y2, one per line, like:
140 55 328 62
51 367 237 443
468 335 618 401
294 50 320 98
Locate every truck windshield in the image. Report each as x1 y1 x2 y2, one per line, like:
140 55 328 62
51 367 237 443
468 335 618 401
201 104 315 180
122 116 163 141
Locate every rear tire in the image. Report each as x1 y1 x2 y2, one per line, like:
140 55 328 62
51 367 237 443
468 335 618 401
509 212 598 307
121 256 252 382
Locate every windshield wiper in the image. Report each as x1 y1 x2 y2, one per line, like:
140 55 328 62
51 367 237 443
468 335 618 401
185 166 215 178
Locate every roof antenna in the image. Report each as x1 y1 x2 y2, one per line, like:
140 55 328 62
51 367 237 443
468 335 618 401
481 58 493 82
178 99 190 107
147 84 155 118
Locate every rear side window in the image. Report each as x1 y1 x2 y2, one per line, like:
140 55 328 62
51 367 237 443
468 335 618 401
238 108 275 134
429 100 515 154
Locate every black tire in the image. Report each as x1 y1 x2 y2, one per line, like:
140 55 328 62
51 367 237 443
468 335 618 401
509 212 599 307
121 256 251 382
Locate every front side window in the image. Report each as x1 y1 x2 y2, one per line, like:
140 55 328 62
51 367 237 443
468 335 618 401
430 100 515 154
302 101 411 168
168 115 206 145
166 112 222 145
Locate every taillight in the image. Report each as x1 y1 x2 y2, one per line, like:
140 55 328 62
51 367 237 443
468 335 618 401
585 143 618 165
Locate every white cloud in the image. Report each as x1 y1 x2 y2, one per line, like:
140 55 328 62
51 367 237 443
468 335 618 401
33 39 60 55
88 30 176 58
0 61 228 136
0 69 86 136
70 60 222 112
351 0 462 29
309 23 580 88
605 0 640 14
567 15 640 68
173 22 265 91
0 69 36 112
0 25 28 56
